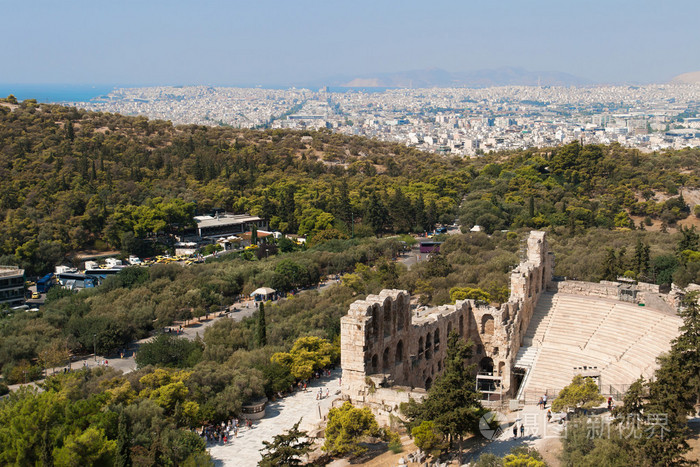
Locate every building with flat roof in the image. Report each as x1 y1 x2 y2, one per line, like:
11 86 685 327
191 213 267 239
0 266 25 307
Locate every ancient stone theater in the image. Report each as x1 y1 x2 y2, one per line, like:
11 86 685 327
339 231 682 417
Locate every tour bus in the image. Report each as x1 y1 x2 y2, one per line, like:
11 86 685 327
419 241 442 254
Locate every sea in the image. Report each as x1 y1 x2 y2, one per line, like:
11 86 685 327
0 84 391 104
0 84 121 103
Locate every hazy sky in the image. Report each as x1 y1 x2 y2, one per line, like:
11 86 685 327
2 0 699 85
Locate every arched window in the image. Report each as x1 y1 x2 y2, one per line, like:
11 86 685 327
498 361 506 376
382 347 391 371
425 333 432 360
481 314 494 335
396 295 405 331
433 329 440 351
395 340 403 366
371 354 378 372
371 305 379 338
383 300 392 337
480 357 494 374
447 322 452 336
418 337 424 357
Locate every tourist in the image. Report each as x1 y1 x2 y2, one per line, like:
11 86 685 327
542 394 547 409
607 396 613 411
520 424 525 437
512 424 518 438
537 396 543 409
326 388 330 398
547 409 552 423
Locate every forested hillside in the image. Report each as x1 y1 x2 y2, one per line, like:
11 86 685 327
0 97 466 275
3 97 700 276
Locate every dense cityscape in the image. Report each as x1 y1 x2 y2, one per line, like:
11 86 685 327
75 83 700 155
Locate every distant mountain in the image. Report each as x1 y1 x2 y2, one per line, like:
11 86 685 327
311 67 593 88
671 71 700 84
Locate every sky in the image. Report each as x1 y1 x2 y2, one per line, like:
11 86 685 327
2 0 699 86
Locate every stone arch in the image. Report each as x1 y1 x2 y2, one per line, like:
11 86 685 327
425 332 432 360
371 305 379 338
425 377 432 390
480 357 494 374
371 354 378 372
481 314 494 335
396 297 405 331
383 300 392 337
418 336 424 357
498 361 506 376
382 347 391 371
447 321 453 336
395 340 404 366
542 267 546 288
433 329 440 351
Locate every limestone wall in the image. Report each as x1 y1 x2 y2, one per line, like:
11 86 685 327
552 279 661 302
340 230 554 406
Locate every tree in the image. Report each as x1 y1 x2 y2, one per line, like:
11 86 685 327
551 374 605 412
365 191 388 235
411 421 445 458
134 334 203 368
271 336 339 380
258 419 312 467
52 427 117 466
251 225 258 246
116 411 131 467
403 332 484 461
602 248 618 281
255 302 267 348
37 339 70 376
424 251 451 278
323 402 381 458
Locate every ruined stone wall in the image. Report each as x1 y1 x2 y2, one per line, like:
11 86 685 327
552 280 661 303
340 231 554 406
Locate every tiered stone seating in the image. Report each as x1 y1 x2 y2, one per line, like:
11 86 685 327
544 295 613 348
518 292 683 397
523 293 556 346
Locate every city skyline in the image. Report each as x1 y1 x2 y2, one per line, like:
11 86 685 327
3 0 699 87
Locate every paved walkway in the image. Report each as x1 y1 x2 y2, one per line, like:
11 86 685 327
464 404 565 463
208 370 342 467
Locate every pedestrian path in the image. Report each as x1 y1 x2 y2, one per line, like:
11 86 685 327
209 370 341 466
464 404 565 463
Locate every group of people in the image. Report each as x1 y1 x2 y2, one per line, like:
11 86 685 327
537 393 548 409
512 423 525 438
316 387 330 400
200 418 252 445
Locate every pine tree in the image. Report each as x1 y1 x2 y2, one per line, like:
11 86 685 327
116 411 131 467
365 191 388 235
403 332 484 461
259 419 312 466
251 225 258 246
602 248 617 280
255 302 267 348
